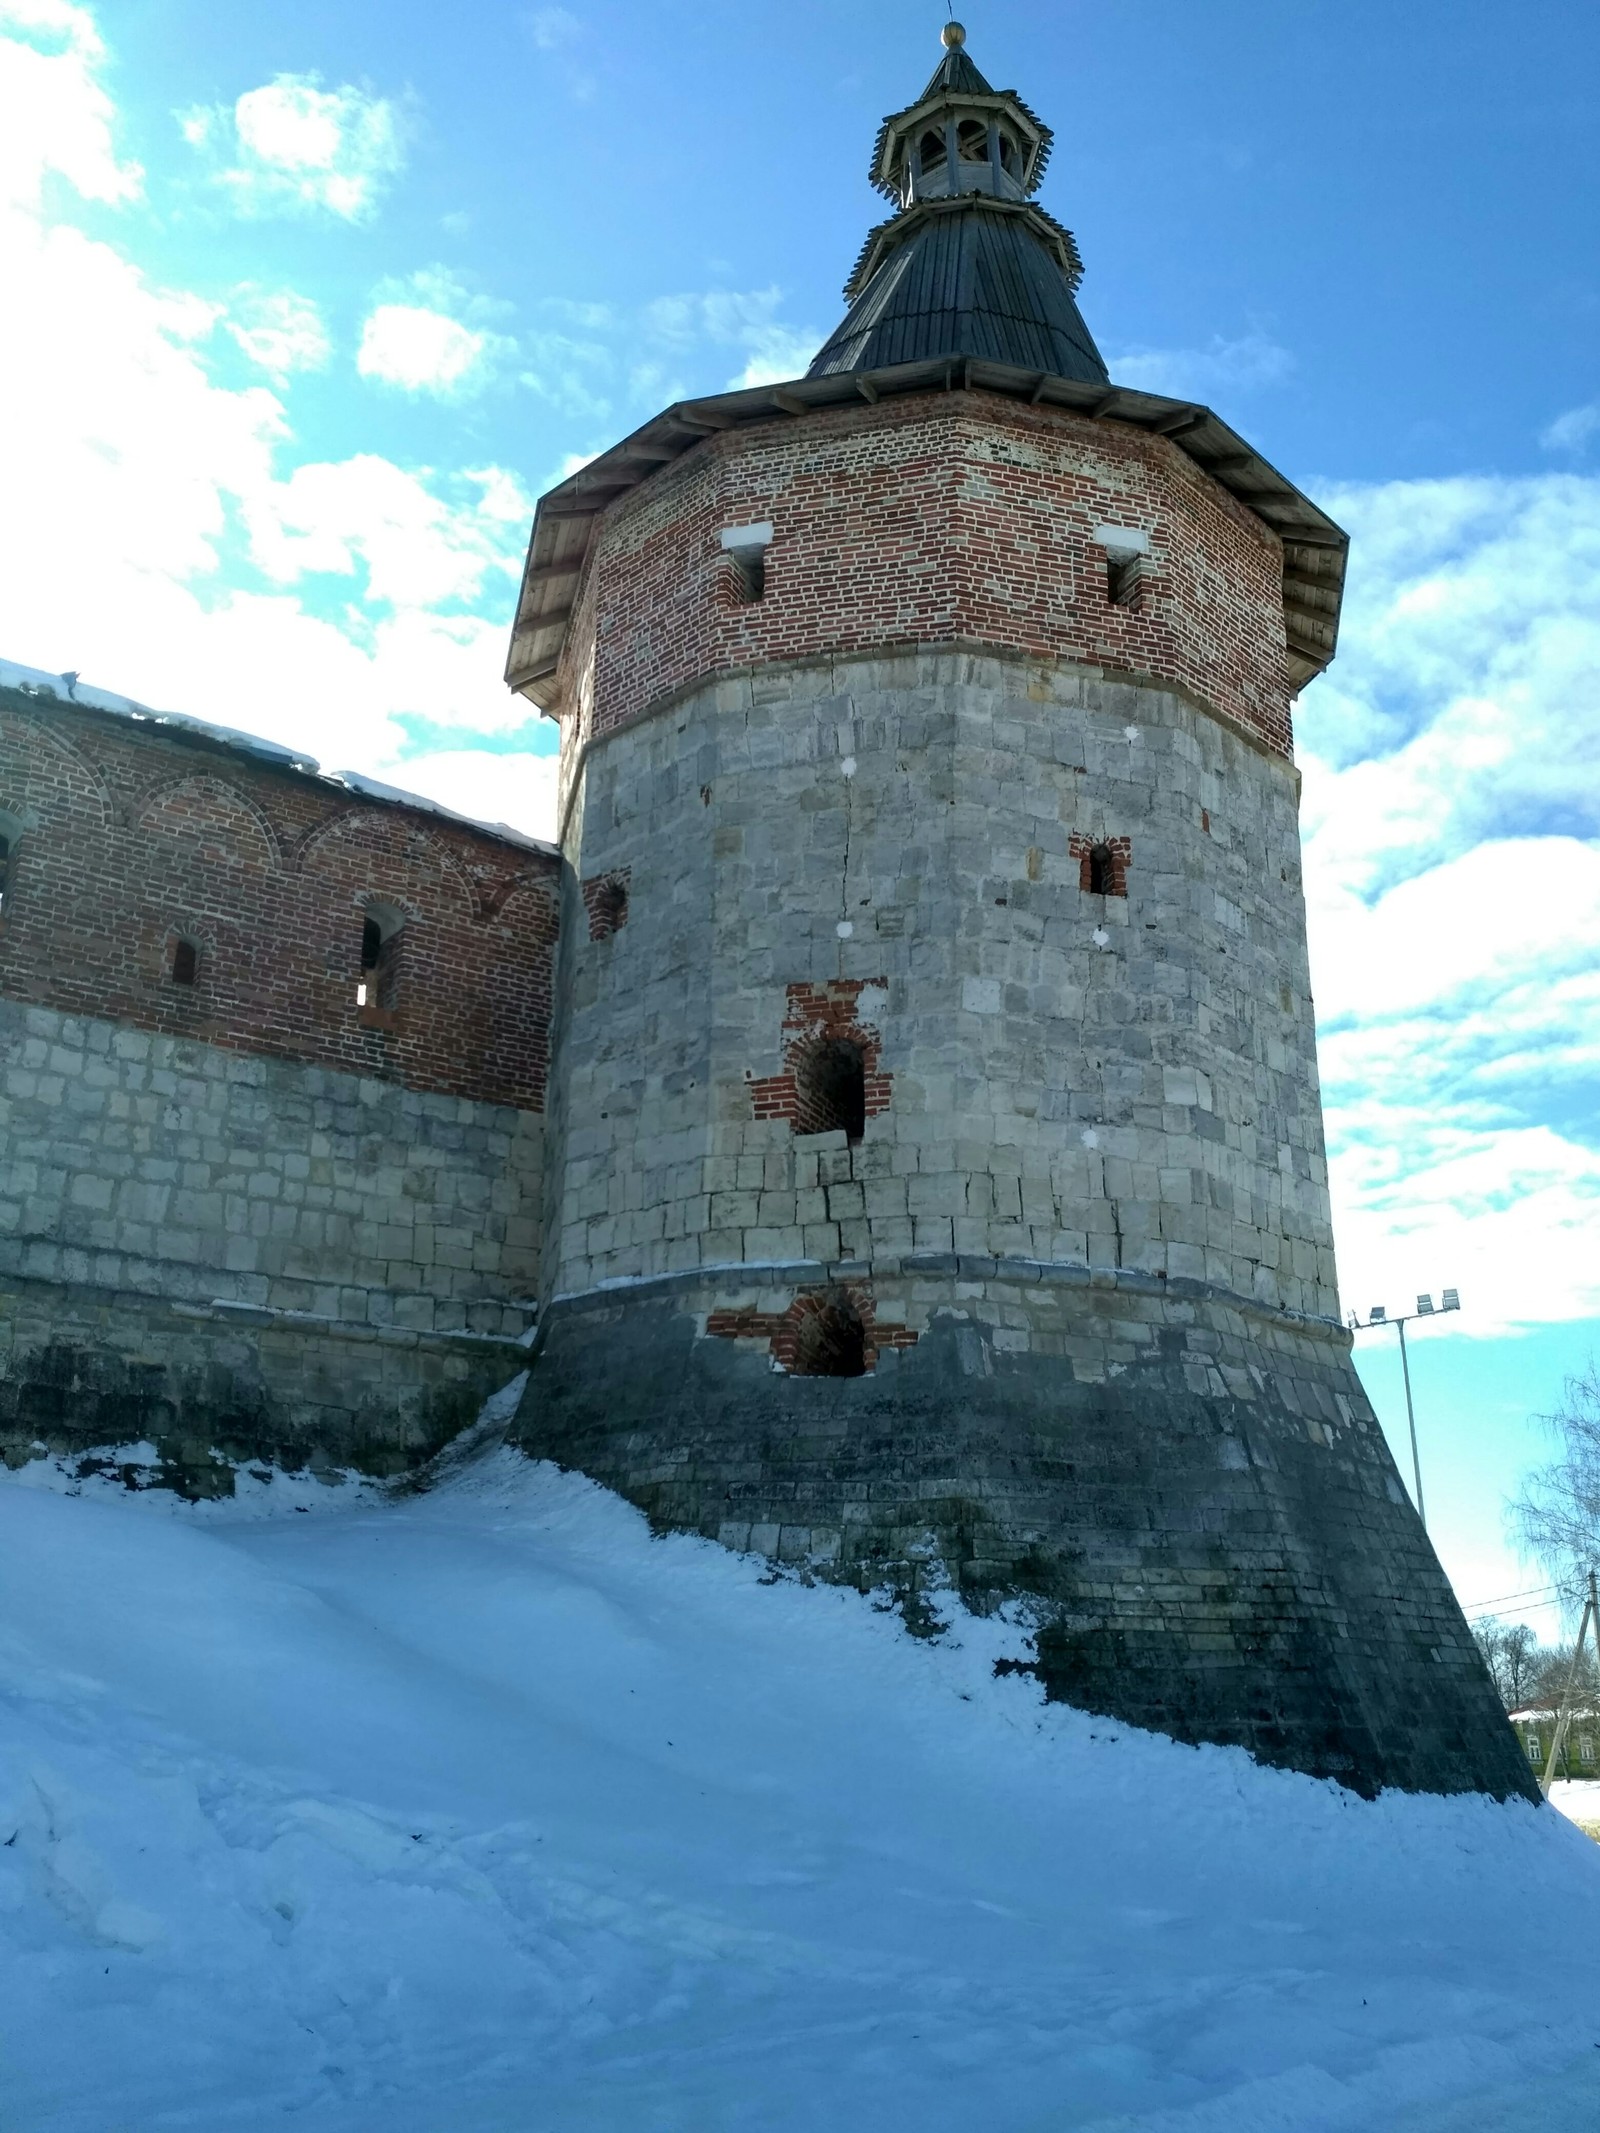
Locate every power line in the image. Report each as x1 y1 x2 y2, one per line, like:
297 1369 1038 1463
1460 1581 1563 1612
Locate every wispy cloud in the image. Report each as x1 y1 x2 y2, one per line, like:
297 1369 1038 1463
179 73 407 222
1300 473 1600 1333
1542 402 1600 455
521 6 594 100
519 285 819 427
225 288 330 381
1108 331 1292 400
524 6 582 50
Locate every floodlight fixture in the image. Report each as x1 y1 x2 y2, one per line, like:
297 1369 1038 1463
1347 1283 1463 1533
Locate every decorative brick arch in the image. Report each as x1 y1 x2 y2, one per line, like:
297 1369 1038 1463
135 774 281 870
0 705 112 829
295 808 477 923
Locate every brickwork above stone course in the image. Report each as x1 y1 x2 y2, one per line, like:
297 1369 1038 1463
556 392 1294 770
0 689 559 1112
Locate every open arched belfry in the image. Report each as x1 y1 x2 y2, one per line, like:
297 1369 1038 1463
504 27 1534 1801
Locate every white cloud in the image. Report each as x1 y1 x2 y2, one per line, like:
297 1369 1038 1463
1299 473 1600 1334
1108 331 1292 400
1542 402 1600 455
0 8 544 832
180 72 405 221
225 288 330 380
357 269 513 398
0 0 140 208
358 305 489 394
382 747 559 842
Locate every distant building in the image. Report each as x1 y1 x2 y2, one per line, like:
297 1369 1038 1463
1509 1709 1600 1781
0 28 1536 1805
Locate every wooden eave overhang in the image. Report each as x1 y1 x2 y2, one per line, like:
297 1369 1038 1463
505 362 1348 710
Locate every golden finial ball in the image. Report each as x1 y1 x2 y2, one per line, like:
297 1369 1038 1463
942 21 966 48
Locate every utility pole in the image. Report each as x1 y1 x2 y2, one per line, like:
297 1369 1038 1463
1540 1569 1599 1801
1348 1288 1460 1532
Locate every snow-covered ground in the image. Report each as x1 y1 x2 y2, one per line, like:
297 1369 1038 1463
3 1432 1599 2133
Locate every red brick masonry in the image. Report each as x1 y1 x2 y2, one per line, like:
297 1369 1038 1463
559 389 1294 761
704 1287 919 1373
1068 832 1132 897
746 980 893 1132
0 689 559 1110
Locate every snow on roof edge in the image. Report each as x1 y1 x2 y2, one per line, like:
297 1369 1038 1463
0 656 558 861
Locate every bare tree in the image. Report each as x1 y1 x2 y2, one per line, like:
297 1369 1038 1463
1472 1616 1543 1709
1528 1640 1600 1713
1514 1360 1600 1601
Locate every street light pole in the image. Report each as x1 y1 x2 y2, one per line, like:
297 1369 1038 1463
1396 1316 1423 1528
1348 1287 1460 1533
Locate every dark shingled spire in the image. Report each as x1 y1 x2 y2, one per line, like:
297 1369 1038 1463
808 23 1107 384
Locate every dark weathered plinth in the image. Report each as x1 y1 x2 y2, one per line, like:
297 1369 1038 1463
0 1274 527 1498
515 1271 1536 1803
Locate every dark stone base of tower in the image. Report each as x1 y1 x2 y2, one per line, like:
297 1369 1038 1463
515 1269 1537 1803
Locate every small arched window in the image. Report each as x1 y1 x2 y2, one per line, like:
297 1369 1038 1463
918 127 946 175
1087 844 1116 896
791 1295 867 1379
956 118 988 163
793 1036 866 1142
170 936 198 986
996 129 1017 172
590 875 629 940
357 902 405 1011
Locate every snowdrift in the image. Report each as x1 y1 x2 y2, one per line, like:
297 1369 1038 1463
3 1439 1599 2132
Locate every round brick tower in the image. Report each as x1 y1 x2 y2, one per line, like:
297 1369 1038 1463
505 28 1534 1802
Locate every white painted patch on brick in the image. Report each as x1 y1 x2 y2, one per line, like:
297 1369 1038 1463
835 921 854 939
719 522 773 552
962 976 1001 1015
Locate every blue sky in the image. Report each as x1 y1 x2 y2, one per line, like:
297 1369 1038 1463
2 0 1597 1638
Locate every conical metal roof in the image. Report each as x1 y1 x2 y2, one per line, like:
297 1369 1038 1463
811 29 1103 383
809 201 1107 381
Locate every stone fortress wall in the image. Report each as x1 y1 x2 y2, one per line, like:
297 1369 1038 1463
542 391 1330 1318
0 682 557 1489
515 391 1537 1802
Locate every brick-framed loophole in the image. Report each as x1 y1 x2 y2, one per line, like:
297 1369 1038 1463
582 867 631 941
1069 833 1131 898
748 980 892 1141
705 1285 918 1377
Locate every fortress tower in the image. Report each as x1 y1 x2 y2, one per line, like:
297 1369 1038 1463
506 29 1532 1802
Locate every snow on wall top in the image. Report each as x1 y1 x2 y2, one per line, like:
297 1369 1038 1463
0 656 558 860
